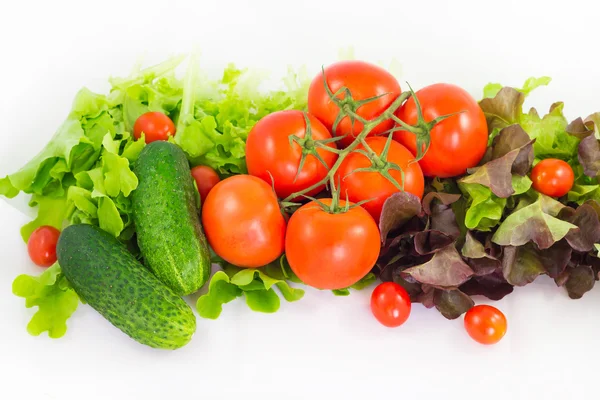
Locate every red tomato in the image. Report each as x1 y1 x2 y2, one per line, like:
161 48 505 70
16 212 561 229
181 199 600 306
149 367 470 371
335 137 424 222
394 83 488 178
246 110 337 199
464 305 507 345
27 226 61 267
308 60 402 148
191 165 221 203
133 112 176 143
202 175 286 268
285 199 380 290
371 282 412 327
531 158 574 198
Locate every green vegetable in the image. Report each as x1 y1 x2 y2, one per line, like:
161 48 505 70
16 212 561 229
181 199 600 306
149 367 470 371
132 141 211 296
331 273 377 296
175 55 310 175
12 264 79 339
197 256 305 319
480 77 580 163
57 224 196 350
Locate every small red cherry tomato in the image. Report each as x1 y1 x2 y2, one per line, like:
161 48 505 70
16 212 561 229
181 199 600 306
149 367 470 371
133 112 176 143
191 165 221 203
531 158 574 198
27 226 61 267
464 305 507 345
370 282 412 327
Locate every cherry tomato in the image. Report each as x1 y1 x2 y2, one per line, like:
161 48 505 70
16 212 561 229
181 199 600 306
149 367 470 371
202 175 286 268
371 282 412 327
308 60 402 148
246 110 337 199
394 83 488 178
531 158 574 198
285 199 380 290
27 226 61 267
464 305 507 345
133 112 176 143
335 137 424 222
191 165 221 203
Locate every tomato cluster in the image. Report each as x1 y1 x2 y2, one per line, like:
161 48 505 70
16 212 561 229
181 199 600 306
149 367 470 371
196 60 508 341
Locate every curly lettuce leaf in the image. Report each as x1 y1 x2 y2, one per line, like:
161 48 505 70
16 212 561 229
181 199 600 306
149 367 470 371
492 196 577 249
12 264 79 338
175 57 309 176
479 77 580 163
20 194 68 242
196 256 305 319
482 76 552 99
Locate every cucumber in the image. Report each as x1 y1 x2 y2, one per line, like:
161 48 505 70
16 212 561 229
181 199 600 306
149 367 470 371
57 224 196 350
132 141 211 295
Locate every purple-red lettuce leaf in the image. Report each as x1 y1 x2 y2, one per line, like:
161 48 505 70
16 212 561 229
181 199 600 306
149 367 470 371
556 265 595 299
492 196 577 249
433 289 474 320
460 271 514 301
461 232 501 275
402 244 474 288
558 203 600 252
502 241 572 286
578 134 600 178
379 192 422 243
413 230 454 255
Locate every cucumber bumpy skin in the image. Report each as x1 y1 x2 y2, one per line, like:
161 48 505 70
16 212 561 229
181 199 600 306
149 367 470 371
57 224 196 350
132 141 211 296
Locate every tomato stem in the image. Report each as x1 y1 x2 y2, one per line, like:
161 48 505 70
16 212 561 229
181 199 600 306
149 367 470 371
282 79 440 207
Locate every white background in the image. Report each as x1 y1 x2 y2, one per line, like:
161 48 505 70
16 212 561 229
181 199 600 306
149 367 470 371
1 0 599 399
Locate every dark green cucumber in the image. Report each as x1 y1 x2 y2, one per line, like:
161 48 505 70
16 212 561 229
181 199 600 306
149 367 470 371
57 224 196 350
132 141 211 295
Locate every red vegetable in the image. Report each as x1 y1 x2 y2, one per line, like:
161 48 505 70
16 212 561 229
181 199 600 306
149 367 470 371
285 199 380 290
202 175 286 268
246 110 337 199
191 165 221 203
371 282 412 327
27 226 61 267
335 137 424 222
464 305 507 345
133 112 176 143
531 158 574 198
308 60 401 148
394 83 488 178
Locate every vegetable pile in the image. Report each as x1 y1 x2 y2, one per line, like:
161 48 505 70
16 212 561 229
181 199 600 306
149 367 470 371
2 54 599 349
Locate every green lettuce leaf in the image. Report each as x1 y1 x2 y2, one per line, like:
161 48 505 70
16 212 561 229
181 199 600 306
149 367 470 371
175 57 309 176
479 77 580 163
492 196 577 249
12 264 80 338
196 255 305 319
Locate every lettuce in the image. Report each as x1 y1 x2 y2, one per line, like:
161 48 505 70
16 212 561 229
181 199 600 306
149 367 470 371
12 264 79 338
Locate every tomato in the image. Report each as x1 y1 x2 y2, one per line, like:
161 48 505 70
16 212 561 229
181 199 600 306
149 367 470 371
370 282 412 327
531 158 574 198
308 60 402 148
191 165 221 203
464 305 507 345
394 83 488 178
133 112 176 143
27 226 61 267
202 175 286 268
285 199 380 290
335 137 424 222
246 110 337 199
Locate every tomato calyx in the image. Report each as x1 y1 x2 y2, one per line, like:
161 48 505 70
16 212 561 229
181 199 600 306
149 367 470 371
281 73 451 204
288 112 345 183
390 83 463 163
345 134 406 191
